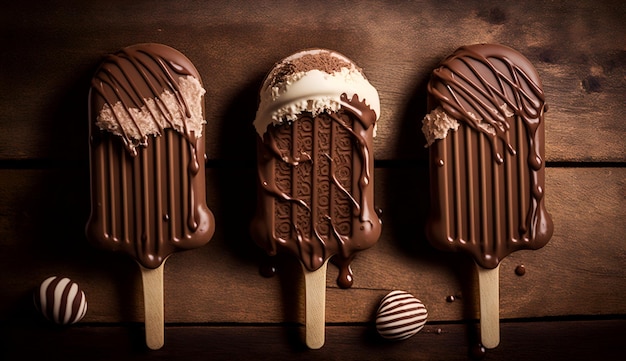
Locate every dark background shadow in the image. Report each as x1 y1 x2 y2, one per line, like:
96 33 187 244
385 54 481 355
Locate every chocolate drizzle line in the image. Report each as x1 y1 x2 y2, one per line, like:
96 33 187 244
251 94 381 288
91 44 200 156
429 45 545 164
425 44 553 269
86 44 214 269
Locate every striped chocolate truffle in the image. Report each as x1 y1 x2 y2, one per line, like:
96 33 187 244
376 290 427 340
33 276 87 325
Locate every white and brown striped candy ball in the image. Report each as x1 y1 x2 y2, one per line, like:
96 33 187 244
376 290 427 341
33 276 87 325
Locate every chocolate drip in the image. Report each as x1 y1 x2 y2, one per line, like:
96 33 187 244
251 95 381 285
428 45 545 164
90 43 201 155
425 44 553 269
331 254 355 289
87 129 214 269
86 44 214 269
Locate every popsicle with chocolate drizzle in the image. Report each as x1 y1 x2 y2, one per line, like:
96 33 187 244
422 43 553 348
251 49 382 349
86 43 215 350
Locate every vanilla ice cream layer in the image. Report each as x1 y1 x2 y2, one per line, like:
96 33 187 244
96 75 205 149
254 49 380 136
421 106 460 146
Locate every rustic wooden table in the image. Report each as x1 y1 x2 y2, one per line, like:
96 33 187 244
1 1 624 360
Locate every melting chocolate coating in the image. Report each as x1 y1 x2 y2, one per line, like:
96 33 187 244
86 43 214 269
425 44 553 269
251 95 381 287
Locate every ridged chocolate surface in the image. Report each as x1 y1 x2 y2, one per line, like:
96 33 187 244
251 95 381 288
86 43 214 269
425 44 553 269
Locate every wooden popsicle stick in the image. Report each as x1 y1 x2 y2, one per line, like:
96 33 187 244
302 259 329 349
477 263 500 349
140 263 165 350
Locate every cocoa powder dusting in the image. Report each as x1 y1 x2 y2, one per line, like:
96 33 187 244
291 53 353 73
270 52 358 88
270 63 296 88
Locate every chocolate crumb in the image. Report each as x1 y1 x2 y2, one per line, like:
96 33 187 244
269 51 359 89
270 63 296 88
291 53 354 74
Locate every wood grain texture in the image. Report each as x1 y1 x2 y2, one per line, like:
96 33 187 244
0 0 624 162
477 265 500 349
1 167 624 324
139 264 165 350
1 321 625 361
0 0 624 359
303 260 328 349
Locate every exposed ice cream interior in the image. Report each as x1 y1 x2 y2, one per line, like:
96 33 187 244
251 49 382 349
422 43 552 267
86 43 215 350
422 106 460 146
91 44 206 155
88 43 214 269
254 49 380 136
251 48 382 286
421 43 553 349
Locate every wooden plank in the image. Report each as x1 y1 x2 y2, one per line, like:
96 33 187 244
1 1 623 358
0 0 624 162
1 320 624 360
1 167 624 324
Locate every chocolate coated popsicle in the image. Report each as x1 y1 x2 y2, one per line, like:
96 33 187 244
86 43 215 349
422 43 553 348
251 49 382 348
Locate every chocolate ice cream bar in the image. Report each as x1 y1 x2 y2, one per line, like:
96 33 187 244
422 43 553 348
251 49 382 348
86 43 215 349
